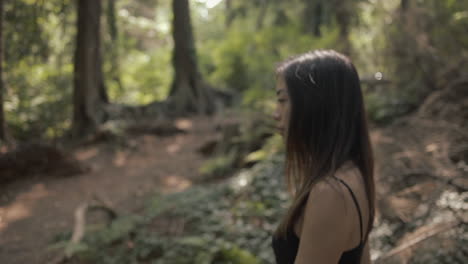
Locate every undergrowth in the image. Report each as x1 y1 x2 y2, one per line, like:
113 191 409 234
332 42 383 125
50 154 289 264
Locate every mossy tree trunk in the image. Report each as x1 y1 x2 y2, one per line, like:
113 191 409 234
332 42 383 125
169 0 214 115
0 0 5 141
106 0 123 93
72 0 108 137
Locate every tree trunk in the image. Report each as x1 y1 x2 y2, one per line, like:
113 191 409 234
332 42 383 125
72 0 108 137
0 0 5 141
302 0 323 37
400 0 409 22
225 0 234 28
106 0 123 93
255 0 269 30
313 2 323 37
401 0 409 12
169 0 213 115
334 0 352 55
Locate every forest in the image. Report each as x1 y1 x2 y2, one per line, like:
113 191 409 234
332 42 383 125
0 0 467 263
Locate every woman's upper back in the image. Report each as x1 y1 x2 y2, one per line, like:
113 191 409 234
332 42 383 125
272 164 371 263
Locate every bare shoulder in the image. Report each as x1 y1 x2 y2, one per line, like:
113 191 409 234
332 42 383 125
295 180 352 262
301 179 352 233
304 180 349 221
295 167 369 263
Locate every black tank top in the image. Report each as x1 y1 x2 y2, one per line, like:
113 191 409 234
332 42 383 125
271 178 365 264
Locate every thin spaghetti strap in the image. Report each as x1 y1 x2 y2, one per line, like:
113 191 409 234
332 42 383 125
334 177 364 242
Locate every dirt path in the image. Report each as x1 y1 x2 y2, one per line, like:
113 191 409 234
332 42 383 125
0 117 216 264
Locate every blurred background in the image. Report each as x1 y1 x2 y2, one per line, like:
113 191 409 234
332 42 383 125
0 0 466 263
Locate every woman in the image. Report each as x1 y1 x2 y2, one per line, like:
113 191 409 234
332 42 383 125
271 50 374 264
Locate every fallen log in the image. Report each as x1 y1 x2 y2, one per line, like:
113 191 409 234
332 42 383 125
50 195 118 264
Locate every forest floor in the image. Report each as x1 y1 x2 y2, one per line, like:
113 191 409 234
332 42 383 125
0 116 218 264
0 84 466 264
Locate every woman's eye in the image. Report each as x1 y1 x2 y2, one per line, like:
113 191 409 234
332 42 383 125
277 98 287 103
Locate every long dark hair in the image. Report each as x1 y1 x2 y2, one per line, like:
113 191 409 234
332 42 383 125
274 50 375 243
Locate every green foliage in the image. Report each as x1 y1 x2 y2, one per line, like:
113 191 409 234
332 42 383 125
199 149 238 179
111 48 173 104
198 10 339 111
6 60 73 140
5 0 467 138
364 90 414 125
213 245 261 264
92 215 143 245
245 134 284 164
64 242 90 258
58 153 289 263
198 109 281 182
353 0 468 123
4 0 75 139
4 0 172 139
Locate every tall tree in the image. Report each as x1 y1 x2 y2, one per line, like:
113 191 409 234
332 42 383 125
169 0 213 114
334 0 352 55
0 0 5 141
106 0 123 92
401 0 409 12
400 0 410 23
72 0 108 136
255 0 269 30
225 0 234 27
302 0 323 37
